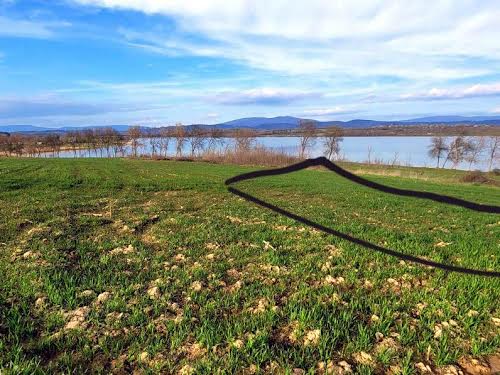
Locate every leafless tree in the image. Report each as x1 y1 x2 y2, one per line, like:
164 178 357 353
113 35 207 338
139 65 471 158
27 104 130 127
109 130 124 157
23 136 37 157
128 126 142 157
486 136 499 171
103 128 122 157
8 134 25 156
390 152 400 166
298 120 317 158
81 129 94 156
207 127 225 151
92 128 103 157
323 127 343 160
158 128 171 157
428 137 449 168
174 123 186 156
147 129 161 157
187 126 207 157
44 134 62 157
234 128 256 151
63 131 79 156
464 137 485 170
443 136 473 169
366 145 373 164
32 135 44 157
93 129 103 156
0 134 9 155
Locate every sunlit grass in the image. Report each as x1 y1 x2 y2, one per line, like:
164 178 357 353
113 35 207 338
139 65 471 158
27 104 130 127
0 157 498 373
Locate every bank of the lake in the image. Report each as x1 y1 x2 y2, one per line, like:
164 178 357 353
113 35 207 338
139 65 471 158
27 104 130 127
44 136 498 171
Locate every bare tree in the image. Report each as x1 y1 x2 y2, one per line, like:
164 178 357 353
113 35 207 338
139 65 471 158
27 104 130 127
0 134 9 155
174 123 186 156
234 128 256 151
128 126 142 157
188 125 207 156
207 127 225 151
443 136 473 169
464 137 485 170
93 128 104 157
63 131 79 157
390 152 400 166
323 127 343 160
428 137 449 168
90 128 102 157
74 131 85 156
32 135 44 157
366 145 373 164
109 130 124 157
99 128 117 157
82 129 95 156
44 134 62 157
158 127 171 157
298 120 317 158
24 136 38 157
486 136 499 171
147 129 161 158
9 134 25 156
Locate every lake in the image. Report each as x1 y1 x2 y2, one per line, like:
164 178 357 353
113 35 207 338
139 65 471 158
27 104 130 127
52 136 496 171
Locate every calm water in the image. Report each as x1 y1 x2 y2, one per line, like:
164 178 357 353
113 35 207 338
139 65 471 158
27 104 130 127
52 136 496 171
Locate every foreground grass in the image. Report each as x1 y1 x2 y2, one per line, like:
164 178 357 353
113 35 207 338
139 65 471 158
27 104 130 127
0 158 498 374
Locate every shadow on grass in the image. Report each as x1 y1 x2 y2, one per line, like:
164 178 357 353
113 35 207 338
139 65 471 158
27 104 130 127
226 157 500 278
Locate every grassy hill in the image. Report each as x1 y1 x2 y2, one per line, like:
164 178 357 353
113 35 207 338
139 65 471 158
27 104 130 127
0 158 498 373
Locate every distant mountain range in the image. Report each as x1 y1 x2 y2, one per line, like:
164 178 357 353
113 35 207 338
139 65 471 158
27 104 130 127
1 115 500 133
0 124 133 133
402 115 500 123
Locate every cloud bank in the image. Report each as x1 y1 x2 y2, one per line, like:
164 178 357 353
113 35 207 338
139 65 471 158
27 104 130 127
302 107 355 117
0 97 168 119
74 0 500 80
211 88 321 105
401 83 500 101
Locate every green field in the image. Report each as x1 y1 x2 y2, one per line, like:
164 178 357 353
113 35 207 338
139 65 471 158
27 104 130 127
0 158 499 374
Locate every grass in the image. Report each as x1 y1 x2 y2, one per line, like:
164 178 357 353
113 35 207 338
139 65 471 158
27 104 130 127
0 157 498 374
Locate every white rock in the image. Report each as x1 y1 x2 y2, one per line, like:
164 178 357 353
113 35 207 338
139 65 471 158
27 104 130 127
96 291 111 304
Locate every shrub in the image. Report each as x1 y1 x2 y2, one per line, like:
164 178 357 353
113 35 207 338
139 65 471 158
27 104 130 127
460 171 490 184
200 145 298 167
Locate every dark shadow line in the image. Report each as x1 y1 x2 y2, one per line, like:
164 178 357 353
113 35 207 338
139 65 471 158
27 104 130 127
225 158 500 277
225 157 500 214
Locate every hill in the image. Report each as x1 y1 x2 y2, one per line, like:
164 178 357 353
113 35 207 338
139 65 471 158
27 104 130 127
1 115 500 134
404 115 500 123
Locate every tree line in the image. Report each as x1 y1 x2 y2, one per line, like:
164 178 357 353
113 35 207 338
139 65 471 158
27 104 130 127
296 120 499 170
0 121 342 161
0 125 257 158
0 128 126 157
428 136 499 170
1 122 498 170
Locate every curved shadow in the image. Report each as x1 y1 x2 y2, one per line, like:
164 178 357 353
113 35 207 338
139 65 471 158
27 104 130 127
225 157 500 277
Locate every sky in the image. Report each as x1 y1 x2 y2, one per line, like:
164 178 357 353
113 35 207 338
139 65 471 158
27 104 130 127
1 0 500 127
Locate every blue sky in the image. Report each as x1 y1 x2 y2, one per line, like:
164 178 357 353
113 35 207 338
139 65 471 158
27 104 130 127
1 0 500 127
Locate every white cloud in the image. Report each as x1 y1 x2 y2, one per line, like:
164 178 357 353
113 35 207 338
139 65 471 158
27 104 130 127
0 94 171 119
401 83 500 101
0 15 69 38
491 107 500 114
72 1 492 41
73 0 500 80
302 107 355 117
210 88 321 105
